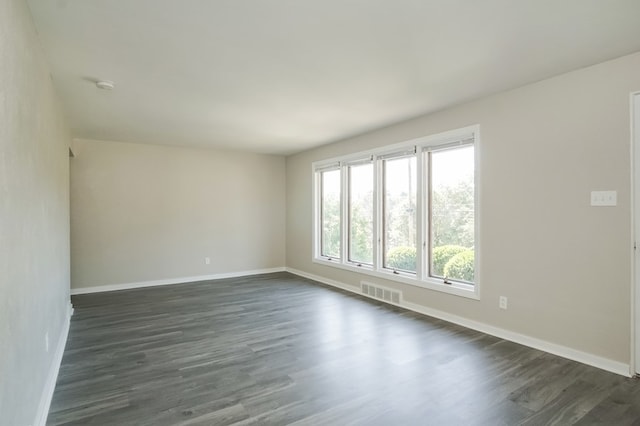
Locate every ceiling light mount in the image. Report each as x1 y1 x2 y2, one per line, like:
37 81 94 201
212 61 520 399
96 80 115 90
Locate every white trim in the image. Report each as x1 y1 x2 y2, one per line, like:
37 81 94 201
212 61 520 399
35 302 74 426
286 267 630 377
401 299 630 377
71 267 286 295
312 257 478 300
631 90 640 376
311 125 479 169
474 128 483 300
289 268 357 293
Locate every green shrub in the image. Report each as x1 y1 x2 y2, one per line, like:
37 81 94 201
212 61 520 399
443 250 474 282
386 246 416 271
431 245 467 276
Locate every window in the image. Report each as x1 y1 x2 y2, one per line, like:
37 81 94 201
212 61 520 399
319 168 341 259
348 162 374 265
428 145 475 283
313 125 478 298
383 155 417 273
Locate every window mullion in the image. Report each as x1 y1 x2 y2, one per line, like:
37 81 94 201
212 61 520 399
416 151 425 280
373 156 383 271
423 150 433 280
340 164 348 264
314 171 320 259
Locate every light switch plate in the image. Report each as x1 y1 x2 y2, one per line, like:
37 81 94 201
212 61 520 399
590 190 617 206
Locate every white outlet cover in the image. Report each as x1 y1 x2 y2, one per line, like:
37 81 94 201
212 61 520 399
499 296 508 310
590 190 617 206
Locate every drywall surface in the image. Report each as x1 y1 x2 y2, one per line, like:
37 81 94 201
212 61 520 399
71 139 286 289
286 52 640 365
0 0 72 424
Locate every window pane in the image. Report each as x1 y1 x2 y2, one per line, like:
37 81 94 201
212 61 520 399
348 163 373 264
321 169 341 258
383 156 417 272
430 145 474 283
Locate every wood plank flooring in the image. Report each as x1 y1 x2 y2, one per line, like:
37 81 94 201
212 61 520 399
48 272 640 425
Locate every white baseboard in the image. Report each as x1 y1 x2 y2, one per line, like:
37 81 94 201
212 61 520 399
286 267 631 377
71 267 287 295
34 301 73 426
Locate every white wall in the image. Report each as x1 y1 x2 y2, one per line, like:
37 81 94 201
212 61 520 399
71 139 286 290
0 0 72 424
286 52 640 368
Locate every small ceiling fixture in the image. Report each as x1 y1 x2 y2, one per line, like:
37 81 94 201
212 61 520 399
96 80 115 90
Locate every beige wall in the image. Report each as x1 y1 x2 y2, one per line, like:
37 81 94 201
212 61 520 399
71 139 286 289
286 52 640 366
0 0 72 424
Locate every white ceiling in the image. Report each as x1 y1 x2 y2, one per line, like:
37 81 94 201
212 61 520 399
27 0 640 155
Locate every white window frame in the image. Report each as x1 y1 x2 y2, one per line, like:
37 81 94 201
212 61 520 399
379 150 419 276
345 157 375 268
312 125 480 300
315 163 342 261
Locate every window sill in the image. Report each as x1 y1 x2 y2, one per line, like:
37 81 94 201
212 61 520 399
312 257 479 300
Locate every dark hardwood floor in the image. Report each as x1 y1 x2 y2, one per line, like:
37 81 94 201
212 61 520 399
48 272 639 425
